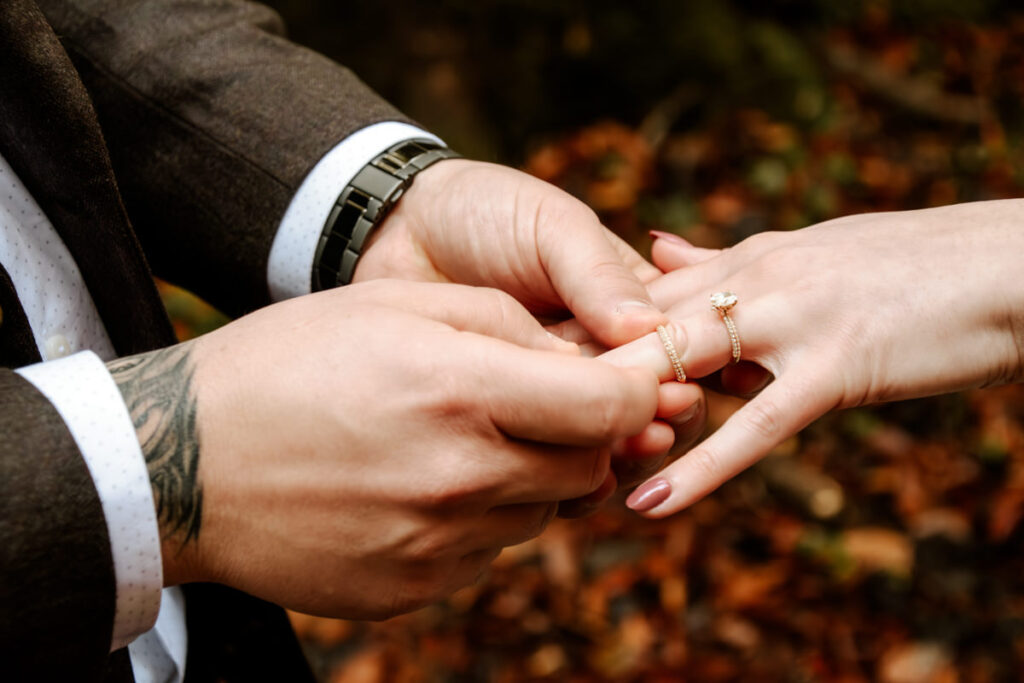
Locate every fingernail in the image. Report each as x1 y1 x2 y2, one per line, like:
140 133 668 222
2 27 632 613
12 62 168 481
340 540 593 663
676 400 702 425
649 230 688 245
626 478 672 511
545 331 580 354
615 300 659 316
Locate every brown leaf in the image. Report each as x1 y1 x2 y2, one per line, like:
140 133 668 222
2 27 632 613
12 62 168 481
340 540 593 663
878 642 957 683
841 527 914 577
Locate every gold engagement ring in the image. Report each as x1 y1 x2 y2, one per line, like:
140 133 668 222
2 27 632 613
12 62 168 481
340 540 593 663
656 325 687 383
710 291 741 363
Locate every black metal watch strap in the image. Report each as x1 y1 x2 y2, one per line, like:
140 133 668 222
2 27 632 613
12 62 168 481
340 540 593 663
311 139 461 291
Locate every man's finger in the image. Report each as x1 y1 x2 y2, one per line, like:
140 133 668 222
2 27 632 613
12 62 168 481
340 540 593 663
466 503 559 550
538 205 666 347
475 343 659 446
606 229 663 284
557 471 618 519
481 442 611 505
626 374 831 517
362 280 578 354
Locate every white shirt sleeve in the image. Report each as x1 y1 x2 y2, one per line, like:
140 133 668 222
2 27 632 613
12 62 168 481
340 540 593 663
15 351 163 652
266 121 443 301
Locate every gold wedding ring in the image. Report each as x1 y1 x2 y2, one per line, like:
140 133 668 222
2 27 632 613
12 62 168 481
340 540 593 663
710 291 741 363
656 325 687 383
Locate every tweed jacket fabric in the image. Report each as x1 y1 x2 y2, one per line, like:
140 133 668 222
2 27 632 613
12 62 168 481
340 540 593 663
0 0 412 680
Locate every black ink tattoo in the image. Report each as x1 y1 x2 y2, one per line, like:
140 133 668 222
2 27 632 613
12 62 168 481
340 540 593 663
109 346 202 547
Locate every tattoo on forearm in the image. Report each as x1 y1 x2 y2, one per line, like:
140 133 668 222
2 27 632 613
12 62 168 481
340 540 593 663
108 346 203 547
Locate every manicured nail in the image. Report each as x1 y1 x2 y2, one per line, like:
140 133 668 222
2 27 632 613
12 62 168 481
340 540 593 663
626 478 672 511
649 230 688 245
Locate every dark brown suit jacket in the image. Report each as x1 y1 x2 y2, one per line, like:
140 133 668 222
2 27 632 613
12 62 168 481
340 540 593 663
0 1 412 680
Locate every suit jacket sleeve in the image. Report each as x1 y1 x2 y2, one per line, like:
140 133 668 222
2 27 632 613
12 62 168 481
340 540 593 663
37 0 415 317
0 369 118 682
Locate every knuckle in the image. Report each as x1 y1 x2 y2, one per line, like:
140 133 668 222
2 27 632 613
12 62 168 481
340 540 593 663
487 288 529 331
426 373 476 422
750 247 803 282
733 229 781 256
592 395 628 442
415 479 476 512
405 529 459 563
689 446 725 481
536 192 594 226
743 399 781 441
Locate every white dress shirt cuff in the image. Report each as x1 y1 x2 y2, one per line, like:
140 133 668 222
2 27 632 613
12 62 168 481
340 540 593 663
267 121 443 301
16 351 162 652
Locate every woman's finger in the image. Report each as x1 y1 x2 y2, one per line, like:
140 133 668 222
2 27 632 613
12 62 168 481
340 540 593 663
626 373 833 517
646 260 739 315
598 295 777 381
649 231 721 271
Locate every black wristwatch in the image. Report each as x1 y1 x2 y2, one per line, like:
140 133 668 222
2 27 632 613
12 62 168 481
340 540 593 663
311 138 460 291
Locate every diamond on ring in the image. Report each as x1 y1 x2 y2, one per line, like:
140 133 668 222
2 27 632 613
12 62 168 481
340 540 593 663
656 325 687 383
710 291 738 312
710 291 741 363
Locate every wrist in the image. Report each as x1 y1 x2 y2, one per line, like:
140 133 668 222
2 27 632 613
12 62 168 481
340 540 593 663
107 342 206 585
312 139 460 290
353 158 467 283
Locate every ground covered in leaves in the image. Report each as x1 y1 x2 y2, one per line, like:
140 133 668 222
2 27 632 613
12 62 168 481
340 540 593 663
164 3 1024 680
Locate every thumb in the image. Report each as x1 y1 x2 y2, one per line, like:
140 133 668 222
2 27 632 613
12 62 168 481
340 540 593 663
650 231 720 272
541 207 666 347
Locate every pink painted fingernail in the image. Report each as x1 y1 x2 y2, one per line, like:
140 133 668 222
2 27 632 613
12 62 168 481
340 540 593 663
649 230 688 245
626 478 671 511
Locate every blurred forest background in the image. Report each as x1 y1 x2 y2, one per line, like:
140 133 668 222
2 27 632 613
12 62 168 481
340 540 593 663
160 0 1024 680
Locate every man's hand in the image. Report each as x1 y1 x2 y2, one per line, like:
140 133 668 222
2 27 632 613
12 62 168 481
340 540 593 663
109 280 659 619
354 159 665 347
354 159 702 512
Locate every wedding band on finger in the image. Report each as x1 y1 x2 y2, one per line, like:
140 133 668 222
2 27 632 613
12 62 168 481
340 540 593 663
710 291 741 363
656 325 687 383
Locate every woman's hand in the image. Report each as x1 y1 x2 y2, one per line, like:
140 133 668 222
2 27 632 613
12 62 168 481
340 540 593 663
603 200 1024 517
